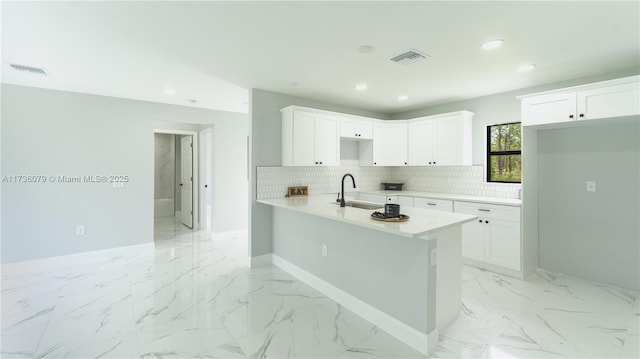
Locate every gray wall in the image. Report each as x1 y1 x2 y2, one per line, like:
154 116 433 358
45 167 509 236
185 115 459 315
538 121 639 290
249 89 388 257
2 84 248 262
392 67 640 165
272 207 432 333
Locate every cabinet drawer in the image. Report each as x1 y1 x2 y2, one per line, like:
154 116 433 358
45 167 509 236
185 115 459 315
414 197 454 212
399 196 414 207
454 201 520 221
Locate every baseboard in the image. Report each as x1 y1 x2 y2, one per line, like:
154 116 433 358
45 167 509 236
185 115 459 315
250 253 273 268
271 254 437 355
1 242 156 269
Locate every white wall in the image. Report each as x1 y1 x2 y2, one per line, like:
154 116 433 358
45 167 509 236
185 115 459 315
1 84 248 263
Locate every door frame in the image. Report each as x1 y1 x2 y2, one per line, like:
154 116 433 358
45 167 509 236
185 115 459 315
199 127 214 232
154 129 200 230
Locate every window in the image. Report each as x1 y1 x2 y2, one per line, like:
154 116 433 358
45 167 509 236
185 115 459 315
487 122 521 183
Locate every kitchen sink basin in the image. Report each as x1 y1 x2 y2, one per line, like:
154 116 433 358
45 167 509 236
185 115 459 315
332 200 383 210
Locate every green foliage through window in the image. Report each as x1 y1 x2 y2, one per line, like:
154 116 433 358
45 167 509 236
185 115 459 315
487 122 521 183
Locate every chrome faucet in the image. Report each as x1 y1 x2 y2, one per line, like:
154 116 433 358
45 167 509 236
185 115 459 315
339 173 356 207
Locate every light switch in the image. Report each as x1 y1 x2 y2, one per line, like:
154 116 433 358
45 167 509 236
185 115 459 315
586 181 596 192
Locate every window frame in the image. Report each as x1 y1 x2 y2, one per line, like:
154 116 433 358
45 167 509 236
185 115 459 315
486 121 522 184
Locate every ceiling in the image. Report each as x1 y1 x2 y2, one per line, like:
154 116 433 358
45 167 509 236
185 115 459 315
2 1 639 114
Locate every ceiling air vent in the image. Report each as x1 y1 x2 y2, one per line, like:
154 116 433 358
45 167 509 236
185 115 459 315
9 63 47 76
390 49 429 65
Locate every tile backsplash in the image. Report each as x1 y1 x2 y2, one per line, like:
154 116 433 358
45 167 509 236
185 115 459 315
257 164 520 200
256 160 391 200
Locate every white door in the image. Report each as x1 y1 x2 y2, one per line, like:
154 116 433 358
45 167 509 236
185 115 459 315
180 136 193 228
204 131 212 231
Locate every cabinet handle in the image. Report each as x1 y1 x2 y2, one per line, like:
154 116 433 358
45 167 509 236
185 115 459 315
319 161 323 165
478 209 491 212
374 162 377 165
404 162 408 165
433 161 436 165
569 114 574 119
479 219 482 223
485 220 490 224
427 203 436 206
315 162 318 165
579 114 584 118
428 162 432 165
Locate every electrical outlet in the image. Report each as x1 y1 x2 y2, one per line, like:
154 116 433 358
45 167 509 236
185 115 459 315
76 225 85 236
322 243 328 257
586 181 596 192
430 248 437 266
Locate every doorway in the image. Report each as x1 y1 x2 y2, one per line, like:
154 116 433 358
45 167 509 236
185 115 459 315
153 131 198 241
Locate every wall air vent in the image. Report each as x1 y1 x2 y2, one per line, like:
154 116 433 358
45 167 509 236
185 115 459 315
9 63 47 76
390 49 429 65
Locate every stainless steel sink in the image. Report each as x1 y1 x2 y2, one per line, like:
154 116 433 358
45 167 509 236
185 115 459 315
332 200 383 210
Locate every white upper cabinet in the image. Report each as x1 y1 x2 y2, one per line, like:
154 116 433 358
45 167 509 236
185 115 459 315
520 76 639 127
407 111 473 166
281 107 340 166
341 116 373 139
577 82 640 120
381 121 408 166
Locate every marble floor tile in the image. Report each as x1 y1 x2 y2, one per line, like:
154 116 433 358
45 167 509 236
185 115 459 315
1 215 637 359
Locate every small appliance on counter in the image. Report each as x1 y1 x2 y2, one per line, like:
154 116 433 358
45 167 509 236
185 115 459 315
381 182 404 191
370 203 410 222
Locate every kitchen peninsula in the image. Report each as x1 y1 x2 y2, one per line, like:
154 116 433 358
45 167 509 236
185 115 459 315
257 194 477 355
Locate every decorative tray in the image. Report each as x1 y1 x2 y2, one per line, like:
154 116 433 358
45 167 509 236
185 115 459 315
371 211 410 222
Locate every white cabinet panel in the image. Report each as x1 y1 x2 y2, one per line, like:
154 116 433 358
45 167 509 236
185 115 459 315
485 219 521 271
521 76 640 127
406 112 472 166
381 122 408 166
282 107 340 166
461 219 485 262
578 82 640 120
341 117 373 139
315 115 340 166
521 92 577 126
407 119 434 165
291 110 316 166
455 200 521 274
413 197 453 212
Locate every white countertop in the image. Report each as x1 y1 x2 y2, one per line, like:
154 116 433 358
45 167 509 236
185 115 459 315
361 190 522 206
258 194 477 239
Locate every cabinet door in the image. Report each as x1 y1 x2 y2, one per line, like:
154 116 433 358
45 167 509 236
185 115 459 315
407 119 434 165
461 220 485 262
372 122 383 165
292 111 317 166
355 119 373 139
382 122 408 166
521 92 577 126
433 116 466 165
315 115 340 166
577 82 640 120
485 218 521 271
340 117 356 138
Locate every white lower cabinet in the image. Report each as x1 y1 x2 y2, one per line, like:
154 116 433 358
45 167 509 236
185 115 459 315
357 193 386 204
455 201 521 273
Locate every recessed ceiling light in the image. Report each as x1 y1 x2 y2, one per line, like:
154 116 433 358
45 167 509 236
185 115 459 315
517 64 536 72
163 86 176 96
481 39 504 50
8 63 47 76
357 45 374 53
397 95 408 101
355 83 368 91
